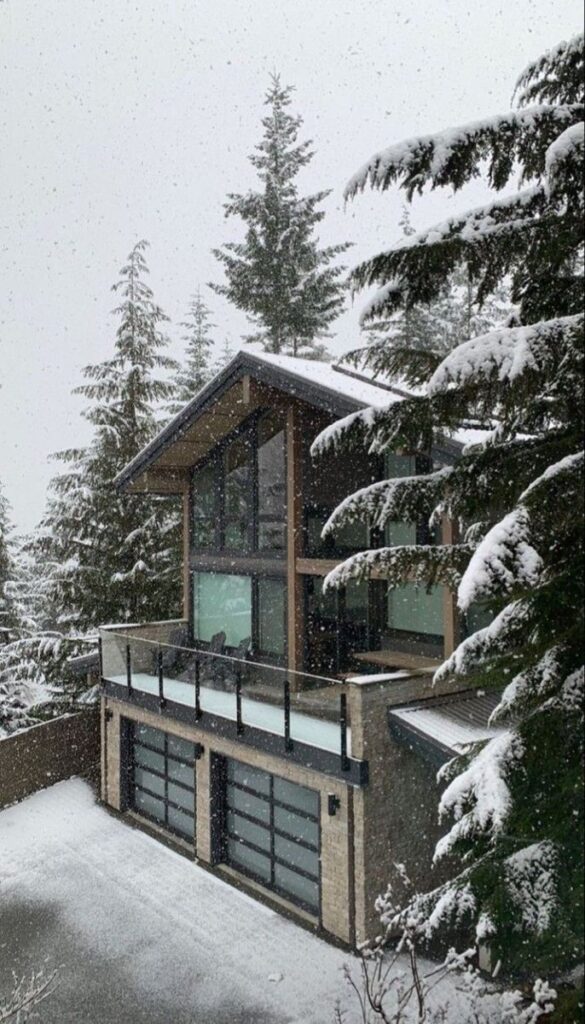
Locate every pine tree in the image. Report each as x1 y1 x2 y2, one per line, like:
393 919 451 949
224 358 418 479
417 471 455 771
359 208 513 384
35 241 182 632
168 289 216 415
314 36 584 975
211 74 350 357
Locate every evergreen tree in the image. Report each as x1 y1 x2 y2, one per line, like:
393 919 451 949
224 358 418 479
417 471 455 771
211 74 350 357
359 208 513 384
211 336 235 377
35 241 182 631
168 289 216 415
0 484 21 646
314 36 584 975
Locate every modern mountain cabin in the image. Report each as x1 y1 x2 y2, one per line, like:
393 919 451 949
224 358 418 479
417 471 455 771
99 349 499 946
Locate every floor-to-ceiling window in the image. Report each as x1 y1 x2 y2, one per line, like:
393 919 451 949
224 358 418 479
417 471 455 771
192 571 286 662
191 411 286 557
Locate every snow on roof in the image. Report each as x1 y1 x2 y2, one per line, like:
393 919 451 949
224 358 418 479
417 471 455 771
389 690 505 757
244 346 407 409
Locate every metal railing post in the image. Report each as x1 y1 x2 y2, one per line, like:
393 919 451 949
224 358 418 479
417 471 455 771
195 658 202 720
236 667 243 736
340 692 349 772
158 648 166 709
98 635 104 687
126 643 132 695
284 680 292 751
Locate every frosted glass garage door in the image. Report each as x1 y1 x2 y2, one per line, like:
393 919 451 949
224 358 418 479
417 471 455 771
129 722 196 842
224 759 320 914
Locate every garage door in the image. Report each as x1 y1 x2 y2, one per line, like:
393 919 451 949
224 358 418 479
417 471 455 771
224 758 320 914
129 722 196 841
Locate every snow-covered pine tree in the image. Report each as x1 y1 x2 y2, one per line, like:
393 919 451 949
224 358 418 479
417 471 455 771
35 240 182 631
0 484 22 646
358 208 513 385
211 74 350 357
313 36 584 975
168 289 216 415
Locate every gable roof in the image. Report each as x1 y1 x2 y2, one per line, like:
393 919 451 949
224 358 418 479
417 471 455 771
115 347 468 493
115 348 410 492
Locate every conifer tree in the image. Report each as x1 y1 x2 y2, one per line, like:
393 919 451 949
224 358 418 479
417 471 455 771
35 241 182 631
0 484 21 646
313 36 584 975
211 336 235 377
211 74 350 357
360 208 513 384
168 289 216 415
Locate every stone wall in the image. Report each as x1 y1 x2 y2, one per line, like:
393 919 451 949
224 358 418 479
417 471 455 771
0 710 100 810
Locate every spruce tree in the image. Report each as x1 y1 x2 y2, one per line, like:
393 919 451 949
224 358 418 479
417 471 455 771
35 241 182 631
168 289 216 415
211 74 350 357
314 36 584 975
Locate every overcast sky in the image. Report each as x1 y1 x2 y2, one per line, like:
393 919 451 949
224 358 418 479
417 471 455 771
1 0 582 532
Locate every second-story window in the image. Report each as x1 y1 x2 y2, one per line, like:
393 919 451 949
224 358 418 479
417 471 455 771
224 434 253 552
191 412 286 557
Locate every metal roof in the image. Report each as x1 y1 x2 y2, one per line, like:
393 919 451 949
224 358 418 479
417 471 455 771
388 690 504 763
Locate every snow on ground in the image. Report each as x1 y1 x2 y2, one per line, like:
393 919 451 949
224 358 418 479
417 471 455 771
0 779 361 1024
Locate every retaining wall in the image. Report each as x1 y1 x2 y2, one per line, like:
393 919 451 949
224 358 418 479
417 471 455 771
0 710 100 810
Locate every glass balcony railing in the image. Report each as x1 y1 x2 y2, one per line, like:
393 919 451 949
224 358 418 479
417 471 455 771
99 623 352 765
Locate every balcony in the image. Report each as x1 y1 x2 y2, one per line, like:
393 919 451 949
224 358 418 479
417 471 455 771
100 620 367 784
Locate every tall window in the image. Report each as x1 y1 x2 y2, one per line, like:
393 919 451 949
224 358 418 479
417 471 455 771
192 461 217 550
191 412 286 556
257 414 286 553
224 434 253 552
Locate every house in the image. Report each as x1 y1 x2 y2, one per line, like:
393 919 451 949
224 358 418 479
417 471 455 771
99 348 499 947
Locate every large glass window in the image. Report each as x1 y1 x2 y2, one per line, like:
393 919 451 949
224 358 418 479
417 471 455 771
386 583 444 638
258 415 286 553
129 722 196 842
193 571 285 660
190 412 286 557
224 434 253 552
258 578 286 657
193 572 252 648
223 758 320 914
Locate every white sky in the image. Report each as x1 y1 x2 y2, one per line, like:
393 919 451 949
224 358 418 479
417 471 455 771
1 0 582 532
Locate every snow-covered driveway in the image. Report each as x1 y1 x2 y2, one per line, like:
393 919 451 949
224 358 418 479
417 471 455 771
0 779 357 1024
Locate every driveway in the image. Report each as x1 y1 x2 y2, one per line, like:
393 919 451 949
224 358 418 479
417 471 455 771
0 779 357 1023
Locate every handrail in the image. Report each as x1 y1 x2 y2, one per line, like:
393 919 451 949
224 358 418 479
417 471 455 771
100 627 341 689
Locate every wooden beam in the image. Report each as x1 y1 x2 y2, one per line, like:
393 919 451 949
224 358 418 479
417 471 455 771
126 469 190 494
286 405 304 680
296 558 341 577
